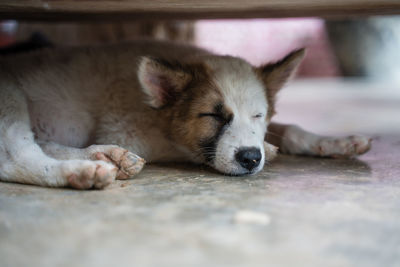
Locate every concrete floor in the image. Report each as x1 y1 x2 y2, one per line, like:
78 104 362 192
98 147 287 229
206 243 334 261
1 79 399 267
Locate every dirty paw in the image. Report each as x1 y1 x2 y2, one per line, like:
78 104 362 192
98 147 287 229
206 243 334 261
63 160 117 189
316 135 372 158
94 147 145 180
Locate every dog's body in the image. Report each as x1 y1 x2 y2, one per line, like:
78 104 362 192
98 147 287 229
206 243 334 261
0 40 371 189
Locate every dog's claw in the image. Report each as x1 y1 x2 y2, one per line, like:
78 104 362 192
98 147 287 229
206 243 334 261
95 147 145 180
118 151 146 179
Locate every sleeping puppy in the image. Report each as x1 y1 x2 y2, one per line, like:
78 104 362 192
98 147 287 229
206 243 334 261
0 40 371 189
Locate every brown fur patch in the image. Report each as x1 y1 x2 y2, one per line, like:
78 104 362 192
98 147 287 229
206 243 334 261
157 62 234 161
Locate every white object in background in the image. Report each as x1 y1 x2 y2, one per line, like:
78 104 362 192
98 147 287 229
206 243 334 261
234 210 271 225
1 20 17 34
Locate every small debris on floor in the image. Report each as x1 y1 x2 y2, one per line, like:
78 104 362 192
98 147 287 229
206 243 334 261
233 210 271 225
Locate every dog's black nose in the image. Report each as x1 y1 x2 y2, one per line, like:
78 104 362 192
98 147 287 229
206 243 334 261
235 147 262 171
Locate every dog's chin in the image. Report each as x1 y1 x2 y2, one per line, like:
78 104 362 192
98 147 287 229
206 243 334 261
228 168 263 176
206 160 264 176
210 163 263 176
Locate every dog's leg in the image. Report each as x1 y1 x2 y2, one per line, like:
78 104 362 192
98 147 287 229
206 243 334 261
38 141 145 179
266 123 371 157
0 83 117 189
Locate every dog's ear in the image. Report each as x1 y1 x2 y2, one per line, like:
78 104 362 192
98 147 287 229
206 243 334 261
257 48 305 99
138 57 193 108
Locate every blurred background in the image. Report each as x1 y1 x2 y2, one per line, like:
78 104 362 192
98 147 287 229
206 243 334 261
1 17 400 82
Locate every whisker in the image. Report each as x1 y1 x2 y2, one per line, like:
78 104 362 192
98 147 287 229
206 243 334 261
266 131 292 142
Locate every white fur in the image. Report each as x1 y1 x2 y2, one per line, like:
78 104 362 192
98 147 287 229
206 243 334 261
204 57 268 174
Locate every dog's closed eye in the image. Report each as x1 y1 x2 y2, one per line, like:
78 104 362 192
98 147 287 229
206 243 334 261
253 113 263 119
198 113 226 122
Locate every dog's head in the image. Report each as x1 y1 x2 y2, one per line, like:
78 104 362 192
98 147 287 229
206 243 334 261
138 49 305 175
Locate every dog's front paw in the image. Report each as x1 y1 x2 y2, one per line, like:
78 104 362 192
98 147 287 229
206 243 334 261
63 160 117 189
316 135 372 158
263 141 278 161
94 147 145 180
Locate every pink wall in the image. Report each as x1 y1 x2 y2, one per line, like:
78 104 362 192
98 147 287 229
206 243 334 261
195 18 340 77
